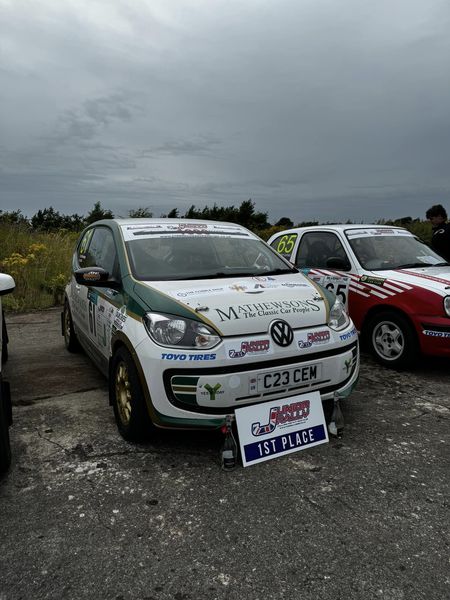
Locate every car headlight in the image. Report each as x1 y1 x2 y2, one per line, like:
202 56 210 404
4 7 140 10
143 313 221 349
328 298 350 331
444 296 450 317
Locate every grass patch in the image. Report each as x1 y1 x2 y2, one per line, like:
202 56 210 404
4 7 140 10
0 224 78 311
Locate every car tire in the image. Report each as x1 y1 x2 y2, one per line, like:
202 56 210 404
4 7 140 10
1 312 8 364
63 300 80 353
110 346 153 442
365 311 418 369
0 380 12 474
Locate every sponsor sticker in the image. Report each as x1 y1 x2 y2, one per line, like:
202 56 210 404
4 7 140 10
94 298 108 347
214 299 321 322
178 223 207 230
307 330 330 344
198 382 224 401
113 306 127 331
172 279 314 301
122 221 250 241
229 280 277 294
83 270 101 281
281 282 309 288
343 358 353 374
346 229 412 239
126 224 163 230
235 391 328 466
171 286 226 299
226 339 272 359
161 353 217 360
422 330 450 338
339 327 357 341
227 277 308 294
298 339 313 349
360 275 386 286
87 288 98 305
297 330 330 349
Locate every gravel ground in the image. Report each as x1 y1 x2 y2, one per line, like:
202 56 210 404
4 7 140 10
0 308 449 600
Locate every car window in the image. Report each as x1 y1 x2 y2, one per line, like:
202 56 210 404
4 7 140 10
269 233 298 260
79 227 118 275
295 232 350 270
77 229 94 266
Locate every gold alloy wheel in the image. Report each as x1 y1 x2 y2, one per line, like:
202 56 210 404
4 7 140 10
115 361 132 426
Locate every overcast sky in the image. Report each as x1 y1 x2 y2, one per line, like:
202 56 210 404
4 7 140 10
1 0 450 224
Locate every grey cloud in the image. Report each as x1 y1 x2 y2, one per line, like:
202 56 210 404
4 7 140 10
1 0 450 223
142 136 222 158
45 92 141 146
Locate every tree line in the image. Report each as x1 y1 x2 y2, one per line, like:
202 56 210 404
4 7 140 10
0 200 432 242
0 200 273 232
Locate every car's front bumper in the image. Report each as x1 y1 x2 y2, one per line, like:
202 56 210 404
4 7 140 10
417 316 450 358
135 338 359 428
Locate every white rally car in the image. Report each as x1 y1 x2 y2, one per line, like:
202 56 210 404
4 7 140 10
268 224 450 369
1 273 15 473
63 219 359 441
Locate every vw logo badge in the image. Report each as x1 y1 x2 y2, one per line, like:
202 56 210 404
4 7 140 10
270 320 294 347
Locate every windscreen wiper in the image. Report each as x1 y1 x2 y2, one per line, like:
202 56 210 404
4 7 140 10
173 272 256 280
171 267 297 280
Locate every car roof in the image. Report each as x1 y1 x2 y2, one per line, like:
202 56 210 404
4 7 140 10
88 218 261 240
95 217 247 229
278 224 409 233
299 223 407 230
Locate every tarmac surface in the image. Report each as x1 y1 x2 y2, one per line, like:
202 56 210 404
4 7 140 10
0 308 449 600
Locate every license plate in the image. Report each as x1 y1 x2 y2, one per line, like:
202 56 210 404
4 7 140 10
257 363 322 392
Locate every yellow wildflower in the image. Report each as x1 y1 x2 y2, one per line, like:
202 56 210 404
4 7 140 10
29 243 47 253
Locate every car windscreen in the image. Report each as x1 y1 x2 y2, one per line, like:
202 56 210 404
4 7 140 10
126 234 295 281
346 229 446 270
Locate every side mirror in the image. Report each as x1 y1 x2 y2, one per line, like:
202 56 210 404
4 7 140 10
74 267 120 289
326 256 351 270
0 274 15 296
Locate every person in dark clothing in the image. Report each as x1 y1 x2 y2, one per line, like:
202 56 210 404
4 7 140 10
425 204 450 262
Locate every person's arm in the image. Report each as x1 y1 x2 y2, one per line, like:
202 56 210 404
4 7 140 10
432 224 450 260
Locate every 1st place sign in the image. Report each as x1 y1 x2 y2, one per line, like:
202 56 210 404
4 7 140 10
235 391 329 467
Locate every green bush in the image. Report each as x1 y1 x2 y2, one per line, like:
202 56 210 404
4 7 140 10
0 224 77 311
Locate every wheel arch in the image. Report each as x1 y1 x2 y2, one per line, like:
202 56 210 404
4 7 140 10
109 333 138 404
360 304 419 348
108 333 158 423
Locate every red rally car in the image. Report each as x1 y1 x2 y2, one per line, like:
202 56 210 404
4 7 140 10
268 224 450 369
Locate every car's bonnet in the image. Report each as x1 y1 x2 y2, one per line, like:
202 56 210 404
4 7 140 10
136 274 329 336
369 266 450 296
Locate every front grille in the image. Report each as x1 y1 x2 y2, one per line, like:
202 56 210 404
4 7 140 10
164 340 358 380
163 340 358 415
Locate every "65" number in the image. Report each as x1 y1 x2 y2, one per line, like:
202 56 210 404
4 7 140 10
325 281 348 307
276 234 297 256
